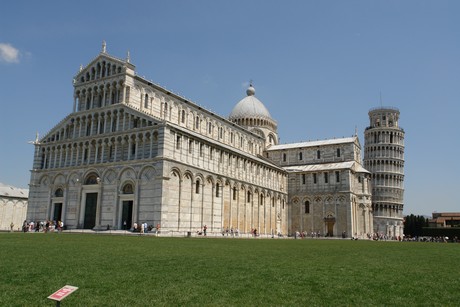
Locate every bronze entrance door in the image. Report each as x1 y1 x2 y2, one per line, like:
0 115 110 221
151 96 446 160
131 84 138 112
121 201 133 230
53 203 62 222
324 216 336 237
326 220 334 237
83 193 98 229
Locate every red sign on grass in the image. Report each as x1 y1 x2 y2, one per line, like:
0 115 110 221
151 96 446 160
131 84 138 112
47 285 78 301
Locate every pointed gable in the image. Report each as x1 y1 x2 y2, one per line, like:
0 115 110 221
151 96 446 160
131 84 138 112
74 52 135 85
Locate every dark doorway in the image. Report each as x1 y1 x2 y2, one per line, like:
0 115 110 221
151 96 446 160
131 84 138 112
122 201 133 230
83 193 98 229
324 215 336 237
326 221 334 237
53 203 62 222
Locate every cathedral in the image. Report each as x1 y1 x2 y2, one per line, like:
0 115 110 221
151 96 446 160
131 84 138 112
26 43 404 238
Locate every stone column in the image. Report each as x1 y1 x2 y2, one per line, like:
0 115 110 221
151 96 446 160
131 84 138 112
87 144 92 165
100 141 105 164
90 89 94 109
58 147 63 168
102 87 106 107
133 179 140 226
73 95 77 112
103 114 108 134
122 84 127 104
127 137 132 160
64 145 68 167
94 142 99 164
53 148 57 169
95 179 103 229
114 140 118 162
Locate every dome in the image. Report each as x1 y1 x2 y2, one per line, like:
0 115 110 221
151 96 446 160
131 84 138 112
229 85 273 121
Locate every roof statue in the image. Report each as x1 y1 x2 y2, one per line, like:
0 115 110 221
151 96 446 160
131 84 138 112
28 132 40 145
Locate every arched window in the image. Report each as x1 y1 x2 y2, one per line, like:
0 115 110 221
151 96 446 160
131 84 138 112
85 174 99 185
216 183 220 197
123 183 134 194
125 86 130 103
164 103 168 119
233 187 237 200
144 94 149 108
304 201 310 214
181 110 186 123
195 180 200 194
54 188 64 197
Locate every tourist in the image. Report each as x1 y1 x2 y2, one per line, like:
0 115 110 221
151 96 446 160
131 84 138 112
203 225 207 236
156 223 160 235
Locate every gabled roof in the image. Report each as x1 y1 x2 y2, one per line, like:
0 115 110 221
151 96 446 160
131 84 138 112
267 136 359 151
39 104 165 144
0 183 29 199
73 51 134 80
283 161 370 174
167 121 285 172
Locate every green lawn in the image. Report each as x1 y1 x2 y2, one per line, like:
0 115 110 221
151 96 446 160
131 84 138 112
0 233 458 306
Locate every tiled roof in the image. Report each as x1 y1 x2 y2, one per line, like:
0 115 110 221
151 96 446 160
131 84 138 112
283 161 370 173
0 183 29 199
267 136 357 151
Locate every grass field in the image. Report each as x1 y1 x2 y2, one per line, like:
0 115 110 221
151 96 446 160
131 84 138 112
0 233 458 306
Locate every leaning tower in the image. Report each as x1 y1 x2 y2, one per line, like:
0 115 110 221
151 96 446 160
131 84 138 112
364 107 405 238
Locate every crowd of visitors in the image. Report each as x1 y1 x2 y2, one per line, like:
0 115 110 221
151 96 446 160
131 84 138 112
17 220 64 233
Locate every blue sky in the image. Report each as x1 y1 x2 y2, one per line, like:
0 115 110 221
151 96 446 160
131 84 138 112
0 0 458 216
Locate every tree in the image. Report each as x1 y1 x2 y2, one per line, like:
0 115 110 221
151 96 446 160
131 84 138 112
404 214 428 237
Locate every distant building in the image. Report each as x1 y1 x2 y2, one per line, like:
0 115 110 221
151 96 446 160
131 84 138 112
0 183 28 231
429 213 460 228
26 43 397 238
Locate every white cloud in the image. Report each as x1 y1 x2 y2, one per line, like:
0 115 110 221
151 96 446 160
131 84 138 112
0 43 20 63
